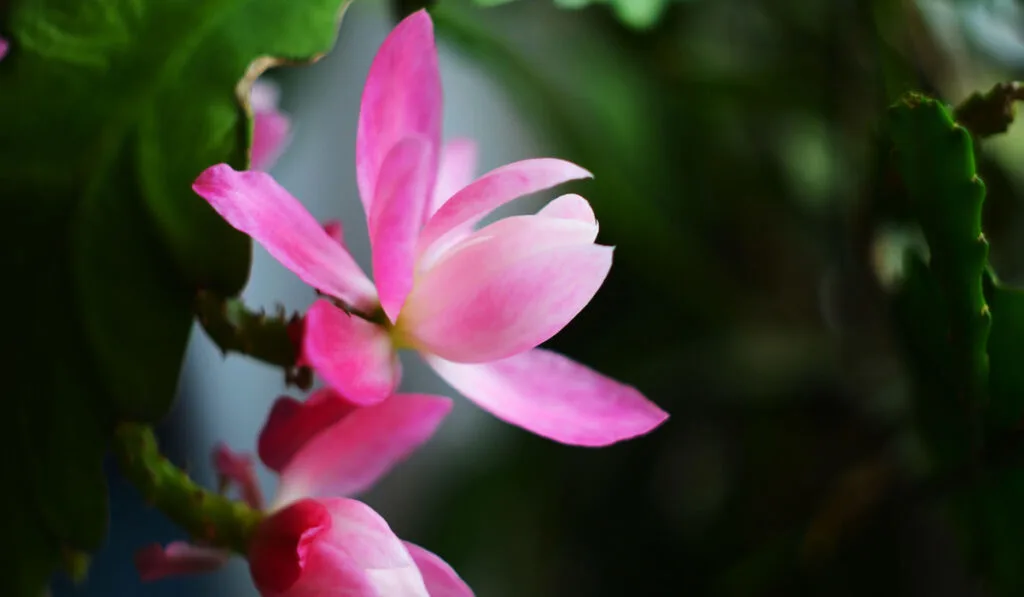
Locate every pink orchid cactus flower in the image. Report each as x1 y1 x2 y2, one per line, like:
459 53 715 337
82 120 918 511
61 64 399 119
250 79 291 170
136 390 471 597
193 9 668 447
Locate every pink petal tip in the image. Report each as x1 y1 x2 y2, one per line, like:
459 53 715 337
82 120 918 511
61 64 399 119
426 348 668 446
405 542 474 597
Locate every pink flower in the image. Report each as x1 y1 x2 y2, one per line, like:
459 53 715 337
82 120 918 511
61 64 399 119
136 390 471 597
251 79 291 170
0 37 8 61
193 10 668 447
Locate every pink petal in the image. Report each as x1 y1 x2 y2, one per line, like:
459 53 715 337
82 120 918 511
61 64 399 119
537 193 596 225
400 215 608 363
252 499 428 596
368 137 434 322
250 80 291 170
193 165 377 311
254 499 427 596
426 349 669 446
413 140 480 269
259 549 377 597
213 443 264 509
301 299 399 406
430 139 478 216
317 498 428 596
404 542 474 597
356 9 441 217
135 542 229 582
274 394 452 507
323 220 346 247
416 158 592 264
0 38 8 61
252 108 291 171
251 79 282 111
258 389 357 473
250 499 343 595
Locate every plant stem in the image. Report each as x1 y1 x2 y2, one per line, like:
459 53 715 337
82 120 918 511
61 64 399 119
194 291 312 390
113 423 263 554
954 81 1024 138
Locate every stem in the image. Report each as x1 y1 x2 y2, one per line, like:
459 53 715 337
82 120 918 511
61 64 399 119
194 291 312 390
954 81 1024 138
113 423 263 554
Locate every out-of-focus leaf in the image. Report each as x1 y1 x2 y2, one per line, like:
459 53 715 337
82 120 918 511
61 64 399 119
596 0 668 29
472 0 676 29
0 0 352 593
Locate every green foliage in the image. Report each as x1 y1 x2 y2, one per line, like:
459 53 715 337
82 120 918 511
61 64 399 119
892 255 975 467
472 0 676 30
0 0 351 593
889 95 991 412
888 93 1024 595
985 274 1024 428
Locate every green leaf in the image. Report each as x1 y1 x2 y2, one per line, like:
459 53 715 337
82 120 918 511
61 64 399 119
891 255 976 468
605 0 669 29
886 92 991 475
473 0 675 30
0 0 352 592
984 272 1024 428
888 94 991 411
886 93 1024 596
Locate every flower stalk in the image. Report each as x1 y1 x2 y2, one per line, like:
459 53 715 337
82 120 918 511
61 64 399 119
194 290 312 390
113 423 263 554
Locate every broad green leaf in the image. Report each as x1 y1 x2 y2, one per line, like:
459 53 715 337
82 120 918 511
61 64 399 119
0 0 352 592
